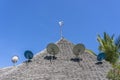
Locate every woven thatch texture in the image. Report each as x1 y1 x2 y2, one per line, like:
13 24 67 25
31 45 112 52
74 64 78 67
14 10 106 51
0 38 112 80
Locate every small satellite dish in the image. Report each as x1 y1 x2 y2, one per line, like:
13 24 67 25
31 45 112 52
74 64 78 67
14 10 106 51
59 21 64 27
47 43 59 56
73 44 85 57
24 50 33 60
97 53 106 61
12 56 19 66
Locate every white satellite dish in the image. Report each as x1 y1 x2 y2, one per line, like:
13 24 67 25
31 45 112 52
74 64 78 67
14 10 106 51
12 56 19 66
47 43 59 56
59 21 64 27
73 44 85 57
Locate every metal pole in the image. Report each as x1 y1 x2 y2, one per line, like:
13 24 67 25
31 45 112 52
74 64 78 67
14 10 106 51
60 26 63 39
59 21 64 39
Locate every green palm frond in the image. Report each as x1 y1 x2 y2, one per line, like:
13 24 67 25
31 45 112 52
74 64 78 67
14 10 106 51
107 64 120 80
97 34 103 46
97 32 120 64
115 35 120 51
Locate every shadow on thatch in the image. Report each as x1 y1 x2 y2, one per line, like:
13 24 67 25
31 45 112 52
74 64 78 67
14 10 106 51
95 62 103 65
44 56 57 60
23 59 32 62
70 58 82 62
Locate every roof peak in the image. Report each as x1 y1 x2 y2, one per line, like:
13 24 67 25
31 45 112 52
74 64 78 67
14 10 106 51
56 38 73 44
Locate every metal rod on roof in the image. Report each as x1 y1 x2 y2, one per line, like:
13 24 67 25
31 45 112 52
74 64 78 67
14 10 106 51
59 21 64 39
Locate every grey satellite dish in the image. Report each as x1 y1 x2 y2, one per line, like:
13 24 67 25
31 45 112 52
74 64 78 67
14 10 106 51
47 43 59 56
73 44 85 57
12 56 19 66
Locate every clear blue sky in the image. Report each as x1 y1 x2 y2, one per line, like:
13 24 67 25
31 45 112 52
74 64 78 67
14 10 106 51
0 0 120 68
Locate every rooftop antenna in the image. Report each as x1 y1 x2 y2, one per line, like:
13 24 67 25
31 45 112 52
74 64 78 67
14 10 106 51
59 21 64 39
12 56 19 66
24 50 34 62
73 44 85 60
96 52 106 65
47 43 59 63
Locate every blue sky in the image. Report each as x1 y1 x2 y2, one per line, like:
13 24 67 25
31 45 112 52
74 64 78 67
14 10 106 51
0 0 120 68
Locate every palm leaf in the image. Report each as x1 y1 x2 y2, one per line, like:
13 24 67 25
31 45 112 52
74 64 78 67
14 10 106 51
97 32 119 64
115 35 120 50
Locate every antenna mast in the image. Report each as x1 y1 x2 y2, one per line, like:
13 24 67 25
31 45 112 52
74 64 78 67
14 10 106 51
59 21 64 39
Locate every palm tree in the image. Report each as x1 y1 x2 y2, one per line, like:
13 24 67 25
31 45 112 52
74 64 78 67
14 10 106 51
115 35 120 54
97 32 120 64
107 64 120 80
115 35 120 63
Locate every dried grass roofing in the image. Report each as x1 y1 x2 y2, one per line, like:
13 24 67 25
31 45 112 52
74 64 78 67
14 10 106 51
0 38 112 80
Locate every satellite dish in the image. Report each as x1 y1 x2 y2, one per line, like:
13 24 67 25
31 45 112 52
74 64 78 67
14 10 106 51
12 56 19 66
47 43 59 56
97 53 106 61
73 44 85 57
24 50 33 60
59 21 64 27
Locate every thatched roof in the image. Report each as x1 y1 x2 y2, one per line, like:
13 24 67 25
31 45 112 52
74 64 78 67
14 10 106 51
0 38 112 80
